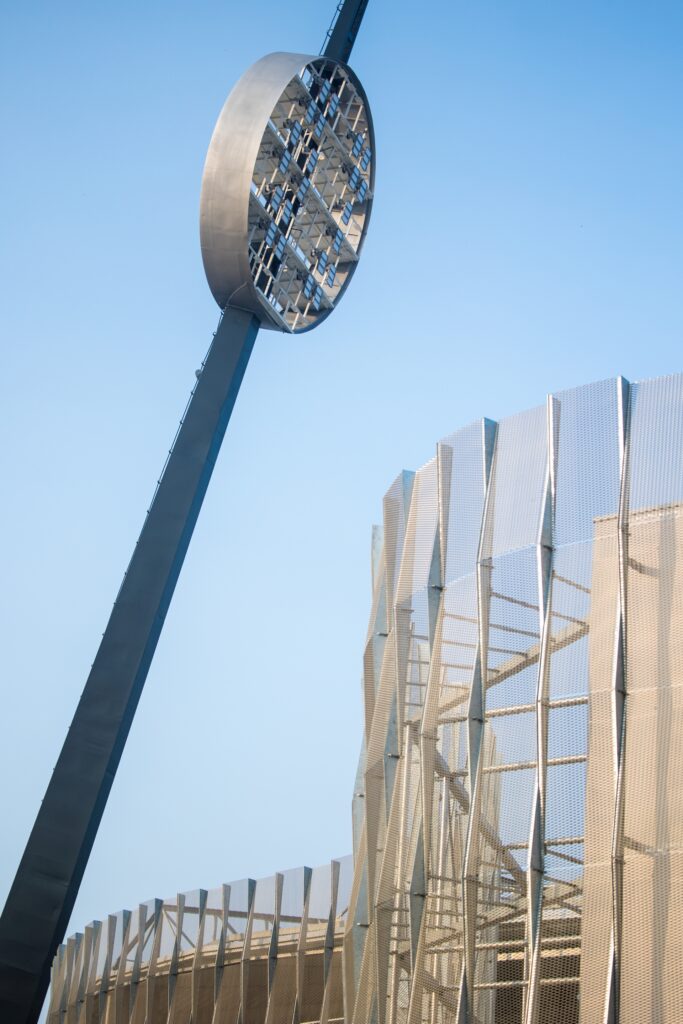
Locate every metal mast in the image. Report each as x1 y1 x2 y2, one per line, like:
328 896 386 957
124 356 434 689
0 3 371 1022
322 0 369 61
0 309 258 1024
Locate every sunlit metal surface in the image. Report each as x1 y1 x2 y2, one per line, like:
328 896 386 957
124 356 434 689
200 52 374 332
344 374 683 1024
47 858 352 1024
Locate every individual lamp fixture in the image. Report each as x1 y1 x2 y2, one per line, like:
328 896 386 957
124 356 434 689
200 52 374 333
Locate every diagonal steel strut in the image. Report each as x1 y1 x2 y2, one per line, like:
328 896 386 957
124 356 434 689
0 309 259 1024
323 0 370 63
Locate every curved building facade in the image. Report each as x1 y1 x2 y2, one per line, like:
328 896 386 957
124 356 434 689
51 374 683 1024
47 858 352 1024
344 373 683 1024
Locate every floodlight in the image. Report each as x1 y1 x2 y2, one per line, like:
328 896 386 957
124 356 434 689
200 52 375 333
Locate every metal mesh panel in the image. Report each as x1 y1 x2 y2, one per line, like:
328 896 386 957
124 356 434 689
47 862 345 1024
618 375 683 1022
382 463 440 1024
471 547 540 1023
535 381 622 1024
553 380 621 547
383 472 415 624
351 470 417 1024
396 459 439 608
467 404 546 1023
483 404 547 558
439 420 492 587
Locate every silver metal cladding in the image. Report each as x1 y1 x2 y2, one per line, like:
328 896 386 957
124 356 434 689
200 51 374 333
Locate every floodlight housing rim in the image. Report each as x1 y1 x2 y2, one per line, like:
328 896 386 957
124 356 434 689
199 50 375 333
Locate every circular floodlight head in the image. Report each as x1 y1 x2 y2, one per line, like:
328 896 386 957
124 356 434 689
200 52 374 334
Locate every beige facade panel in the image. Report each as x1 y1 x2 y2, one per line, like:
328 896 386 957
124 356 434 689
48 859 351 1024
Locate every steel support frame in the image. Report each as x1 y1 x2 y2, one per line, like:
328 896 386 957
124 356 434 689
605 376 631 1024
523 395 558 1024
460 417 497 1023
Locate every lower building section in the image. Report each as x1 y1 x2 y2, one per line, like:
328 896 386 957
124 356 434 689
48 858 351 1024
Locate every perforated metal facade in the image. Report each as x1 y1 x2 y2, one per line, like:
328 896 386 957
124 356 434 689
344 374 683 1024
48 373 683 1024
47 858 352 1024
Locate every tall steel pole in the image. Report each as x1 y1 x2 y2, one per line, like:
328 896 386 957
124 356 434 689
322 0 369 61
0 309 258 1023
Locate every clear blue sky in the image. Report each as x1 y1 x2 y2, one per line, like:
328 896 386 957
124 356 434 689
1 0 681 971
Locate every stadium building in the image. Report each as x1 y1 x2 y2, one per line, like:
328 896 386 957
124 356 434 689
48 373 683 1024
